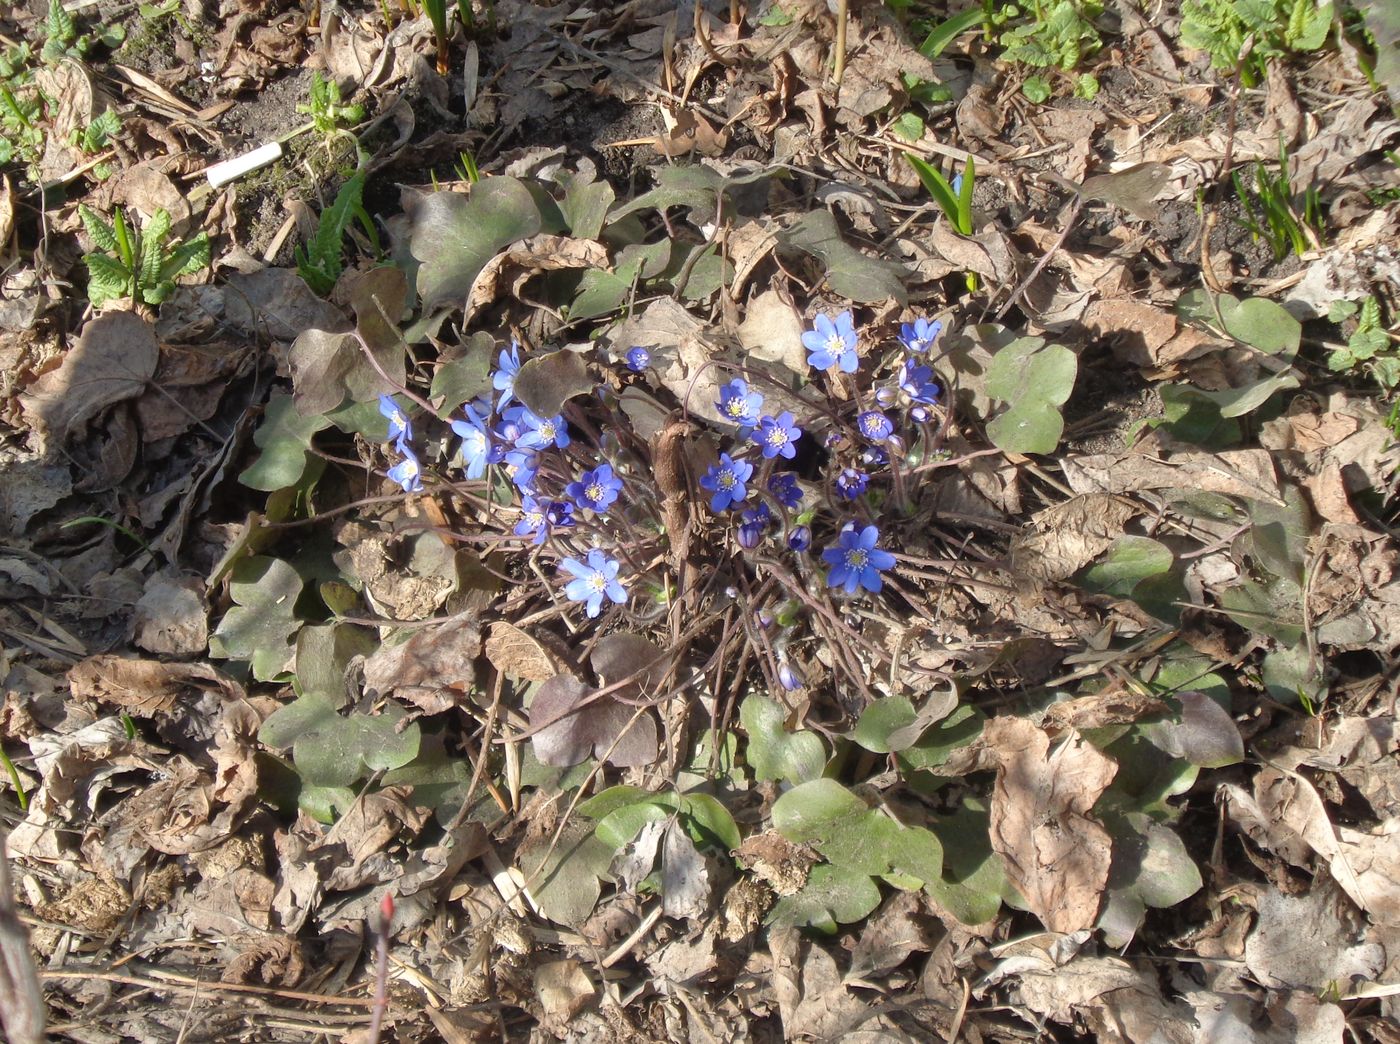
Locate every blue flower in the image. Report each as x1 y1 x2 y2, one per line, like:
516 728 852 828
378 394 412 452
803 310 859 373
515 497 576 545
493 341 522 409
861 445 890 469
503 447 540 494
835 467 869 499
752 411 802 460
508 406 571 451
561 549 628 618
699 453 754 512
546 500 576 529
899 360 941 406
823 523 896 594
450 401 493 480
768 472 803 509
737 503 771 548
857 410 894 443
625 346 651 372
777 658 803 690
787 525 811 552
899 317 943 355
387 445 424 493
515 497 549 544
567 463 623 514
715 378 764 430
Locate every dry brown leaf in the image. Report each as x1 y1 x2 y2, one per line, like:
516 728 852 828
1010 494 1139 581
362 615 482 715
484 622 558 682
223 933 305 987
1244 882 1384 990
984 717 1117 934
318 786 429 892
846 891 938 982
534 959 595 1025
465 235 608 324
737 289 806 374
1061 447 1284 505
1040 691 1168 732
67 657 239 718
928 222 1019 285
133 573 210 657
20 311 160 441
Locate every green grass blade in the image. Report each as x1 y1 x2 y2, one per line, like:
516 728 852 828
919 6 984 59
904 153 958 221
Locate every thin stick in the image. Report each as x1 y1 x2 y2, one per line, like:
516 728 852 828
366 894 394 1043
833 0 849 86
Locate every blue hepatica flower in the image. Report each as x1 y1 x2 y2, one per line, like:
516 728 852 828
737 503 771 548
503 448 540 494
387 445 424 493
899 317 943 355
768 472 803 510
753 411 802 460
378 394 412 452
567 463 623 514
803 310 859 373
787 525 811 552
493 341 522 409
515 497 576 545
835 467 869 500
508 405 571 451
625 346 651 372
515 497 549 544
450 401 493 480
715 378 764 431
857 410 894 443
823 523 896 594
561 548 628 618
699 453 754 512
777 658 803 690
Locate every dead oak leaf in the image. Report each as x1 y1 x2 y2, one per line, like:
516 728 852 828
985 717 1117 934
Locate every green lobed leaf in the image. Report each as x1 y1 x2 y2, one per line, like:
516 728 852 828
1080 536 1174 599
984 337 1077 454
780 210 908 305
766 863 881 932
517 821 614 927
411 178 544 312
431 332 496 413
852 696 918 754
740 695 827 783
238 392 332 492
771 778 867 845
292 700 421 787
209 555 305 680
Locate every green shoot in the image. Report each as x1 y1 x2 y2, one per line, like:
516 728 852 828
79 204 210 308
297 72 366 139
296 167 377 296
1231 138 1325 260
905 153 975 236
919 6 984 59
422 0 451 74
454 149 481 183
906 152 977 290
0 746 27 811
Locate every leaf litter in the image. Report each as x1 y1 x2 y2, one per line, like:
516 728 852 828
0 0 1399 1041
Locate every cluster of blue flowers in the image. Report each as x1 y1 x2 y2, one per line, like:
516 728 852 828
377 310 944 628
693 308 945 595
